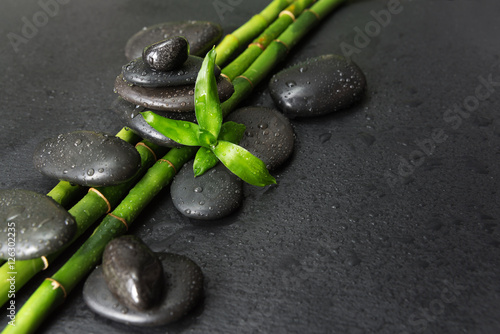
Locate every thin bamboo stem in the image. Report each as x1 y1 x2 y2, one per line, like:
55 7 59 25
214 0 295 66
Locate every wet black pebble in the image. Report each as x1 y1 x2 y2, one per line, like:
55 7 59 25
114 73 233 112
33 131 141 187
102 236 164 311
122 55 221 88
83 252 204 326
111 97 196 148
0 189 76 260
226 107 295 170
269 54 366 118
171 161 243 220
125 21 222 60
143 36 189 71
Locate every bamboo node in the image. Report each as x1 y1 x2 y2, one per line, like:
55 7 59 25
274 39 290 53
88 188 111 213
45 278 67 298
249 42 265 51
220 73 232 84
107 213 129 231
158 159 177 174
226 34 240 47
136 142 157 161
279 10 296 22
236 75 254 89
254 13 268 25
41 256 49 270
304 8 321 21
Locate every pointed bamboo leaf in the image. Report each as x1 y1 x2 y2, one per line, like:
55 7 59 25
219 121 246 143
141 111 201 146
193 147 219 177
212 140 276 187
195 48 222 139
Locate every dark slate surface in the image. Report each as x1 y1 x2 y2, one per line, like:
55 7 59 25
0 1 499 333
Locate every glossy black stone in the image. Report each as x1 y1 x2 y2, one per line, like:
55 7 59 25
83 252 204 326
0 189 76 260
111 97 196 147
122 55 221 88
102 236 164 311
125 21 222 61
33 131 141 187
171 161 243 220
114 73 234 112
143 36 189 71
269 54 366 118
226 107 295 170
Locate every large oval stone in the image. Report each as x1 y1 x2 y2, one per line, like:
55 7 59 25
83 252 204 326
33 131 141 187
171 161 243 220
0 189 76 260
226 107 295 170
268 54 366 118
122 55 221 88
111 97 196 148
143 36 189 71
102 235 164 311
114 73 234 112
125 21 222 61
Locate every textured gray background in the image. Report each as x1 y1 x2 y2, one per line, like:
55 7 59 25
1 0 499 333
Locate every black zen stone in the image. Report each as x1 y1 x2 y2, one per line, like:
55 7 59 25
125 21 222 61
143 36 189 71
269 54 366 118
226 107 295 170
0 189 76 260
33 131 141 187
122 55 221 88
114 73 234 112
171 161 243 220
102 235 164 311
83 252 204 326
111 97 196 147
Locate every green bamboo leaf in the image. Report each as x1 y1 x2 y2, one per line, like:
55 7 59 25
141 111 201 146
212 140 276 187
195 48 223 139
193 122 247 177
219 121 246 142
193 147 219 177
197 129 218 149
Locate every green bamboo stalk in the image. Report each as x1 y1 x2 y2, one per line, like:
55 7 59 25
215 0 295 66
3 1 347 332
222 0 315 81
0 139 165 307
222 0 346 117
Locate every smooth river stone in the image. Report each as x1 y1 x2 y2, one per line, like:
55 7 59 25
102 235 164 311
171 161 243 220
268 54 366 118
122 55 221 88
33 131 141 187
0 189 76 260
83 252 204 326
226 107 295 170
114 73 234 112
125 21 222 61
111 97 196 148
143 36 189 71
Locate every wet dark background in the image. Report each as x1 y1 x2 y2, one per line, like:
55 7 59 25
1 0 499 333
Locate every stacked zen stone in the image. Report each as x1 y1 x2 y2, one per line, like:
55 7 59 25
113 36 234 147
